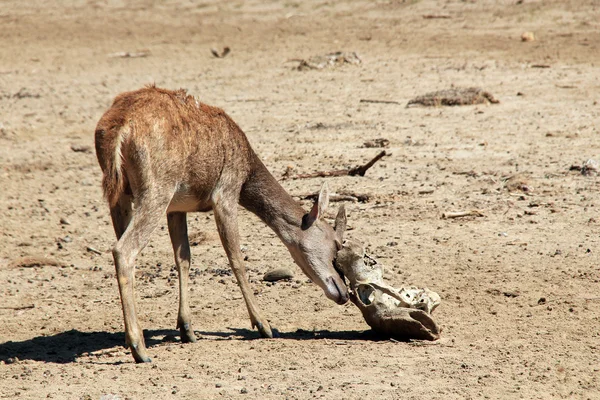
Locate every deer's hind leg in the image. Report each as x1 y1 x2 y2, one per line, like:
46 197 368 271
167 212 196 343
110 194 133 240
112 190 174 363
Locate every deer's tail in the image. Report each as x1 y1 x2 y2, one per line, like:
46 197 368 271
95 124 129 208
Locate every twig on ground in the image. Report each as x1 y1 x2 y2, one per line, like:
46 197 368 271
211 47 231 58
360 99 401 105
442 210 485 219
422 14 451 19
86 246 103 255
0 304 35 310
8 256 65 268
296 192 370 203
38 199 51 213
359 203 391 211
453 170 479 177
108 50 150 58
348 151 388 176
284 151 387 180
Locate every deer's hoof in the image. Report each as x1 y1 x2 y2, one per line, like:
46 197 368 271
255 321 273 338
133 354 152 363
179 324 197 343
130 344 152 363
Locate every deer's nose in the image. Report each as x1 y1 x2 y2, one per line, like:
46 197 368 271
326 275 349 305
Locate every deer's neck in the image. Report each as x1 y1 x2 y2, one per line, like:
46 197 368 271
239 155 304 244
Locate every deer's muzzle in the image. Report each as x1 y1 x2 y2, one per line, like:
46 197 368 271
325 274 349 305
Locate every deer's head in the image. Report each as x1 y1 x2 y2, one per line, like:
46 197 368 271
287 183 349 305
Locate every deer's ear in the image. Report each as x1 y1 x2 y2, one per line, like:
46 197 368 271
302 183 330 229
334 204 347 246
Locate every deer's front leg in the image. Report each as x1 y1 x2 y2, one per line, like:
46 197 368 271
212 201 273 338
167 212 196 343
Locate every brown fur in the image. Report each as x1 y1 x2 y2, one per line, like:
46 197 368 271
94 86 349 362
95 85 241 207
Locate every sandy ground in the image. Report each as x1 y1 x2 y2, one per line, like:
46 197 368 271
1 0 599 398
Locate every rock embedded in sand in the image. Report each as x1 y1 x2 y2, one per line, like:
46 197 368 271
263 267 294 282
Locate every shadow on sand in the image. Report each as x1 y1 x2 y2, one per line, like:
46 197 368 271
0 329 165 364
0 327 381 364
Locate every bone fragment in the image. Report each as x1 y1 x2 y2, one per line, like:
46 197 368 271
442 210 484 219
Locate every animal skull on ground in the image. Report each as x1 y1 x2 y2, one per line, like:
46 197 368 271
335 239 441 341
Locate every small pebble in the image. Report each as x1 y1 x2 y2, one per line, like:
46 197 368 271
521 31 535 42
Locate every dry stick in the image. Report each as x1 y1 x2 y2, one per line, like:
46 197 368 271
286 151 387 180
442 210 484 219
422 14 451 19
359 99 401 105
348 151 387 176
296 193 370 203
298 194 359 202
327 194 362 202
86 246 103 255
0 304 35 310
555 85 577 89
8 256 65 268
210 47 231 58
108 51 149 58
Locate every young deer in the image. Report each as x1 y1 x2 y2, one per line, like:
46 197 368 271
95 85 349 363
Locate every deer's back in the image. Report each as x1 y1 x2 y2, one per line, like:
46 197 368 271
95 85 255 211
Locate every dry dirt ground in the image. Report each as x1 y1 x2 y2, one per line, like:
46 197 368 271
1 0 599 399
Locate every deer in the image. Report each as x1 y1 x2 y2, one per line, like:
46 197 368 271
94 85 349 363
